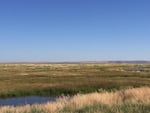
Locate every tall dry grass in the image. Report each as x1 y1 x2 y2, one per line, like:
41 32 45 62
0 87 150 113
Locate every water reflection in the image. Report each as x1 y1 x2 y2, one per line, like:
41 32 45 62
0 96 56 106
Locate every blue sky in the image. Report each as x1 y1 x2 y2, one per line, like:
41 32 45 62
0 0 150 62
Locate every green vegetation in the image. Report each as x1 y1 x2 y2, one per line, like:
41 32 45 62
5 103 149 113
0 64 150 98
2 103 150 113
61 103 150 113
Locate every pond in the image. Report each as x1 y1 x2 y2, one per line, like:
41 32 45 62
0 96 57 107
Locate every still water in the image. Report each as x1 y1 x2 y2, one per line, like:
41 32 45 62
0 96 57 106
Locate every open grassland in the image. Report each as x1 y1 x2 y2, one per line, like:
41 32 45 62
0 87 150 113
0 63 150 98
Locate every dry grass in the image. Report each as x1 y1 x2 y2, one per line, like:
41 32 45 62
0 64 150 98
0 87 150 113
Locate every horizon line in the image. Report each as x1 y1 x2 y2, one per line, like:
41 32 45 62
0 60 150 64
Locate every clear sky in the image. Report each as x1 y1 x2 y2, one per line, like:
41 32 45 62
0 0 150 62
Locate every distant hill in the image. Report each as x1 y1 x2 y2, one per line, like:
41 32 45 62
1 61 150 64
104 61 150 64
77 61 150 64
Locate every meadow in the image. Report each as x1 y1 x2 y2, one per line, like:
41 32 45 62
0 87 150 113
0 63 150 113
0 63 150 98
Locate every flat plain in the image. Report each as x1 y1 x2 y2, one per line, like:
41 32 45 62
0 63 150 113
0 63 150 98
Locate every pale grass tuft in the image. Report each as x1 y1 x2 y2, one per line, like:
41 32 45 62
0 87 150 113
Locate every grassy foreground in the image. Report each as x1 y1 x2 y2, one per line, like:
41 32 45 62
0 87 150 113
0 64 150 98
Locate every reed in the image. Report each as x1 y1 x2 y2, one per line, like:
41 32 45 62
0 87 150 113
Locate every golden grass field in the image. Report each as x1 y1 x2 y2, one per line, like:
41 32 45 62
0 64 150 98
0 64 150 113
0 87 150 113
